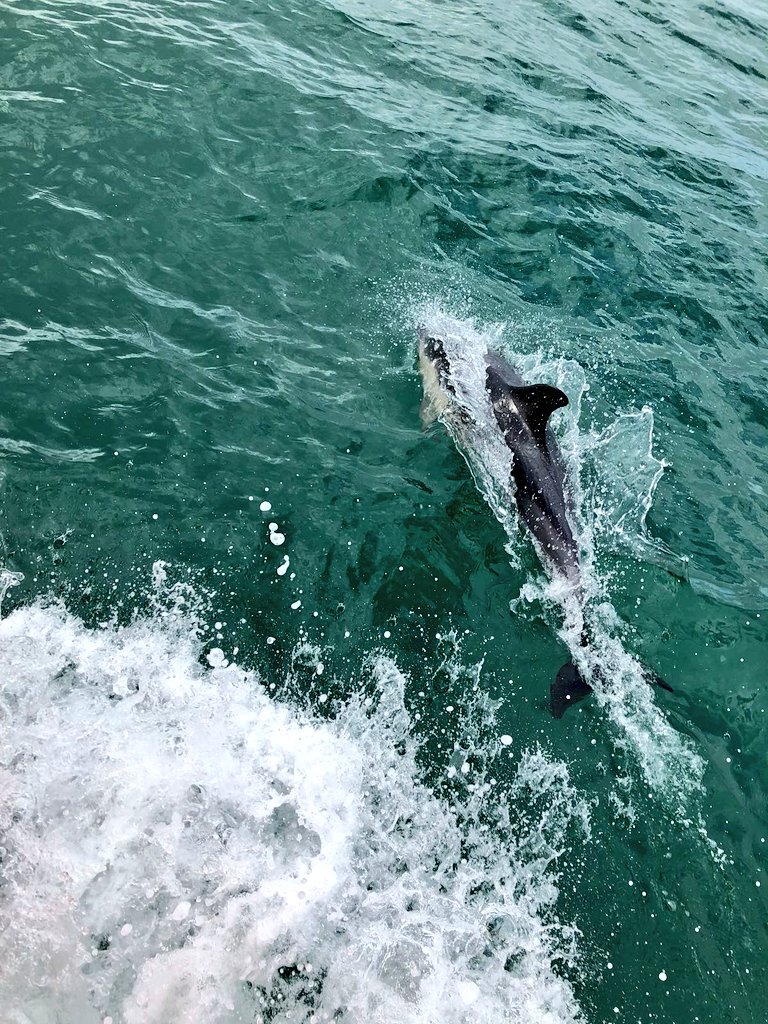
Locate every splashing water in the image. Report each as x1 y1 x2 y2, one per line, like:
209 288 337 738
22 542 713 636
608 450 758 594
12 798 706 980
582 412 690 579
0 567 24 614
414 307 705 809
0 593 590 1024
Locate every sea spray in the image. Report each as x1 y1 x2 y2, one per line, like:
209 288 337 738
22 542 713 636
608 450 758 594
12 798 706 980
0 595 589 1024
0 566 23 614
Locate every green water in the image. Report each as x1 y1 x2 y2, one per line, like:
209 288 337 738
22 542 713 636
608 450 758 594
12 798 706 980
1 1 767 1021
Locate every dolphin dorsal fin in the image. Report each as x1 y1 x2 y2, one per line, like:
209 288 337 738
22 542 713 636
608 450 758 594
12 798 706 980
506 384 569 443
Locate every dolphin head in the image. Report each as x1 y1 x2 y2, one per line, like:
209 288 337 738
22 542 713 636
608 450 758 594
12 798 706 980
417 328 459 427
417 327 452 388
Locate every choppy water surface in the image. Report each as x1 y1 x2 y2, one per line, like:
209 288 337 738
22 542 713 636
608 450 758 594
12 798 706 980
1 1 767 1022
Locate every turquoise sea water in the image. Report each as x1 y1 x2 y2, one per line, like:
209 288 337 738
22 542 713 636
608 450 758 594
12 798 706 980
1 1 767 1021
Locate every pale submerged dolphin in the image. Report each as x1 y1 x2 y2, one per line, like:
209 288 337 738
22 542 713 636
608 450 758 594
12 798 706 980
417 328 672 716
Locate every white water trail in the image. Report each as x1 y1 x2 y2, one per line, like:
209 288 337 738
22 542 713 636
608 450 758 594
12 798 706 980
415 306 705 810
0 580 588 1024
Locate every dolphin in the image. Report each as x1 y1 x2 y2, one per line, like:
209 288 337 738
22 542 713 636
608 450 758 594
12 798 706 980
484 349 580 592
417 328 672 716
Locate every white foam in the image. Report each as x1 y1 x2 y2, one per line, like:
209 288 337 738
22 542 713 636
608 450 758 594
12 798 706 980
0 567 24 613
0 599 586 1024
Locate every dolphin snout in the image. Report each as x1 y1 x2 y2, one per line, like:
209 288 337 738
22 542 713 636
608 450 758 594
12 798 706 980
418 330 447 365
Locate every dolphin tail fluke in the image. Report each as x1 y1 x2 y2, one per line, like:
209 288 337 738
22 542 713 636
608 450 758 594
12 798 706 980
550 661 674 718
550 661 592 718
647 670 674 693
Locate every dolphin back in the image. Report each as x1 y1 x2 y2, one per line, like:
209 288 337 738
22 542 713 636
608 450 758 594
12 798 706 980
486 364 579 586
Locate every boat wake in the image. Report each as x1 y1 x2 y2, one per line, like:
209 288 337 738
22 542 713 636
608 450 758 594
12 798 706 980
0 574 589 1024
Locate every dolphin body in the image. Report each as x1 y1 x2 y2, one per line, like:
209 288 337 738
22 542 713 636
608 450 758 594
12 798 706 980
418 328 671 716
484 349 580 592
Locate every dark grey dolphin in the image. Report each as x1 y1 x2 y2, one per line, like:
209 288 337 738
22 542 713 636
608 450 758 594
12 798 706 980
418 331 672 717
484 350 580 591
419 333 579 590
